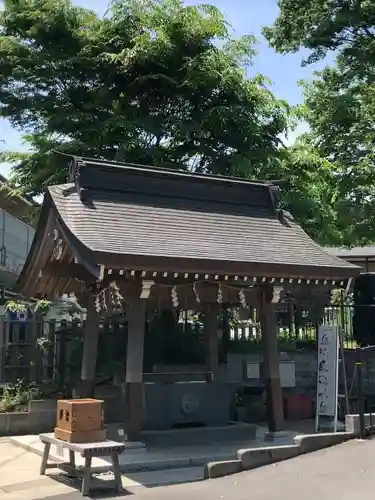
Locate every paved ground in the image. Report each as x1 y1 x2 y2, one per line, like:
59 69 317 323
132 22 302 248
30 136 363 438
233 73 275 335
0 439 204 499
38 438 375 500
10 421 315 474
9 422 309 475
0 421 316 499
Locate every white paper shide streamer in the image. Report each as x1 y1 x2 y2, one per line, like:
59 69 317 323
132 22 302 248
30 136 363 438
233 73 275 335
238 288 247 309
94 294 101 313
94 281 123 313
171 285 179 308
192 283 200 303
217 283 223 304
109 281 123 311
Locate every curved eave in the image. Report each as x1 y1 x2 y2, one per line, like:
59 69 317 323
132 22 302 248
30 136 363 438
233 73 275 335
15 194 55 297
16 192 100 298
54 213 101 282
94 252 360 281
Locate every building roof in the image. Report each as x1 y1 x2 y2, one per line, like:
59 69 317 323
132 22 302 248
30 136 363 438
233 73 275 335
325 246 375 260
17 157 360 296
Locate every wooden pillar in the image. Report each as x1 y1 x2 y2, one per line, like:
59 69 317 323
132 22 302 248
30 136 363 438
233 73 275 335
204 305 219 379
258 286 285 433
124 295 147 441
76 298 99 398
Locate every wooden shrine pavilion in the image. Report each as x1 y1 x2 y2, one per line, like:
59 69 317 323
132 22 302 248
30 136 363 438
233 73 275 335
16 157 360 440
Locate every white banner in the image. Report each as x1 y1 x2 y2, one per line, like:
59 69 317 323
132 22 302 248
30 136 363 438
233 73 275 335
316 325 339 418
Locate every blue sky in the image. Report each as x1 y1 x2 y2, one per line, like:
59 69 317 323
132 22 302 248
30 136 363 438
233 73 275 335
0 0 330 177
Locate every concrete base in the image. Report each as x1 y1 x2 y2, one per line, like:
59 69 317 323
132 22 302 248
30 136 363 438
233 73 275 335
9 426 353 480
204 459 242 479
346 413 375 435
106 425 147 451
264 430 291 441
0 401 56 436
9 433 260 474
105 422 257 449
140 422 257 448
205 432 354 479
124 441 146 450
238 444 300 471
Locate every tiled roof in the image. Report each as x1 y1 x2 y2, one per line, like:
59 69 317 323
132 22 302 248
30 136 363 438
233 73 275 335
47 168 359 279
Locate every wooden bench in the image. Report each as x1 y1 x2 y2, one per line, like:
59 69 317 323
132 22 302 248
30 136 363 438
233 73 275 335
39 433 125 496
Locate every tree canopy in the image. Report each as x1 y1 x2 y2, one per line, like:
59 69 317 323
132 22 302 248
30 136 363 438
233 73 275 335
0 0 291 193
0 0 361 245
263 0 375 69
264 0 375 245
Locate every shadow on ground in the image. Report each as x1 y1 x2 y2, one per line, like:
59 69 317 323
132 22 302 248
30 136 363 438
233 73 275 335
50 474 134 498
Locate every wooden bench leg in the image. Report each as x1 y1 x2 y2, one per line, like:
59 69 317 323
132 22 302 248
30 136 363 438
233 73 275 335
69 450 75 467
81 456 92 497
68 450 76 478
111 454 123 492
40 442 51 476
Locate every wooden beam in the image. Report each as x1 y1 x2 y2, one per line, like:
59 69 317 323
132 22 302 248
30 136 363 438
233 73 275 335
204 304 219 379
42 262 95 281
98 253 357 280
19 211 55 297
124 291 147 441
75 296 99 398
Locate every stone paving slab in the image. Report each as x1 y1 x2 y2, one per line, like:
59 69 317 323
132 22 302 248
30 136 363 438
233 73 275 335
0 480 76 500
10 426 300 473
0 440 76 499
0 439 204 499
0 424 311 499
10 434 239 471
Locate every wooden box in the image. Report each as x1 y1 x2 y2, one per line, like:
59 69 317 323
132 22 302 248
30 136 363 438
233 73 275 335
56 399 104 432
54 427 107 443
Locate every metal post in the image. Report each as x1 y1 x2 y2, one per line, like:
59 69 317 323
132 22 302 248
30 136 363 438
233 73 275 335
356 348 365 439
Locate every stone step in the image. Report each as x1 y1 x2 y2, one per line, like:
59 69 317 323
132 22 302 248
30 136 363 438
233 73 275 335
107 422 257 448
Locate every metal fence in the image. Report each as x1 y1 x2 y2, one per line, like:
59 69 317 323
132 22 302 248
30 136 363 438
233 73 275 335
0 317 128 388
354 346 375 438
229 304 358 351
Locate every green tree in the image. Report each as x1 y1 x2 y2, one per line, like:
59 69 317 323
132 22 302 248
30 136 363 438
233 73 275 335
0 0 290 196
264 0 375 245
277 143 342 245
0 0 346 245
263 0 375 69
300 71 375 245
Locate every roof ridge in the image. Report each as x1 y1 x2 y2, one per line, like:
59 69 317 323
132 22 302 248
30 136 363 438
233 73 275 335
68 156 278 211
69 155 275 188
